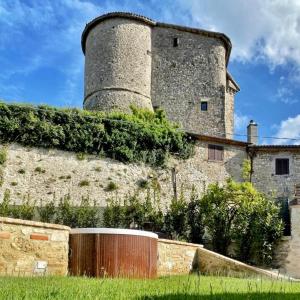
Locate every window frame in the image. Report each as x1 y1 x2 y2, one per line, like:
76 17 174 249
208 144 224 161
173 37 179 47
201 101 208 111
275 158 289 175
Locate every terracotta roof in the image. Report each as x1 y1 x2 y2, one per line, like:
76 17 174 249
81 12 232 65
188 133 249 147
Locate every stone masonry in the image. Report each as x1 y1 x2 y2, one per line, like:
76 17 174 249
0 217 70 276
82 12 239 138
0 139 246 207
251 148 300 200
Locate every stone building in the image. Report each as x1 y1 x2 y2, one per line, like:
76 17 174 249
82 12 239 138
81 11 300 201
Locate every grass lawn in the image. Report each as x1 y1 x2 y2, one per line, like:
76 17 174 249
0 275 300 300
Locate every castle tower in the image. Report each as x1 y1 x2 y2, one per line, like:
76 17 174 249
82 12 239 138
82 13 154 112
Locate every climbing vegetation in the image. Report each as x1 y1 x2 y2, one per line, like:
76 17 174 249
0 103 194 166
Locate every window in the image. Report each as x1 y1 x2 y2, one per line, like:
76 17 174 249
208 144 224 161
275 158 289 175
173 38 178 47
201 101 208 111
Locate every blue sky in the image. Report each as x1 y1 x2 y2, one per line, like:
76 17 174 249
0 0 300 144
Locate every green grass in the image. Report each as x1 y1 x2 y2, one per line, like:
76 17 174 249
0 275 300 300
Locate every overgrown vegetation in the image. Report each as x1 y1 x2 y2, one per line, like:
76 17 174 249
0 103 193 166
0 191 100 227
103 178 283 266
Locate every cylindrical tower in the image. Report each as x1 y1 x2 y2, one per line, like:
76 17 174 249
82 13 155 113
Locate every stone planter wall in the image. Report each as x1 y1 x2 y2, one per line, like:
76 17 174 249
0 217 70 276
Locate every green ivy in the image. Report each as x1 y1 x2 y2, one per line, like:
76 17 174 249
0 103 194 166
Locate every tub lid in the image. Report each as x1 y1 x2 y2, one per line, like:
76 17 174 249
70 228 158 239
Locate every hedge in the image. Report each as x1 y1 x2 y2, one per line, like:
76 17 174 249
0 103 194 166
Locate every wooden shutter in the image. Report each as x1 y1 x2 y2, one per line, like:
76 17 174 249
208 145 224 161
276 159 289 175
208 145 215 160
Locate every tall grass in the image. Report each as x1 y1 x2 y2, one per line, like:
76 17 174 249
0 275 299 300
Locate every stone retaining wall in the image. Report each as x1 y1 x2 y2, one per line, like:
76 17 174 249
158 238 285 279
0 217 70 276
157 239 202 276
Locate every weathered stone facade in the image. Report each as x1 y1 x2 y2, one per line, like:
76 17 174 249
82 12 239 138
251 147 300 199
0 139 247 207
0 217 69 276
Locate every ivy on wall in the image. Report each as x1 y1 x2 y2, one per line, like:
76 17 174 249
0 103 194 166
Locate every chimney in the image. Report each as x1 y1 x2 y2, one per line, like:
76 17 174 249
247 120 258 144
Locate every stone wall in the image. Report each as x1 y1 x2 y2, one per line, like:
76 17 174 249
0 217 69 276
251 150 300 199
157 239 201 276
158 238 283 279
83 17 153 112
278 204 300 278
151 26 228 137
82 13 237 138
0 141 246 207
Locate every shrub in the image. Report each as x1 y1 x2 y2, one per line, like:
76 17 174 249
0 189 11 217
10 195 36 220
35 166 46 173
103 189 164 231
18 168 26 174
0 103 193 167
164 187 190 241
76 152 86 161
200 179 283 265
105 181 118 192
74 197 100 228
38 200 56 223
187 187 205 244
103 197 125 228
55 194 76 227
0 147 7 165
78 180 90 187
137 179 149 189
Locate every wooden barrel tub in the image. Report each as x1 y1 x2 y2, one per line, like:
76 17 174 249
69 228 158 278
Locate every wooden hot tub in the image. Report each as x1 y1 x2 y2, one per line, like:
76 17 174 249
69 228 158 278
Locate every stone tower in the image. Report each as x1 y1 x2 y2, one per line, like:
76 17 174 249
82 12 239 138
82 13 154 112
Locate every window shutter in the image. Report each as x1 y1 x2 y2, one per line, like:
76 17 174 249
208 145 215 160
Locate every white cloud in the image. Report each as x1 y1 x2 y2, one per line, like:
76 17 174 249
271 115 300 145
177 0 300 70
234 112 250 133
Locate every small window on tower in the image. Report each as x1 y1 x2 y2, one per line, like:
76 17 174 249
201 101 208 111
173 38 179 47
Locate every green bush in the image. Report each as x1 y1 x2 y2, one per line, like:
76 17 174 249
10 195 36 220
103 188 164 231
37 200 56 223
105 181 118 192
164 188 190 241
0 147 7 165
0 189 11 217
200 179 283 265
0 103 193 166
